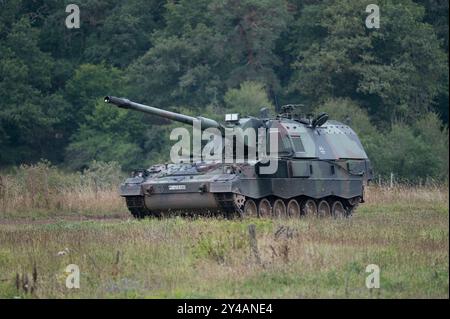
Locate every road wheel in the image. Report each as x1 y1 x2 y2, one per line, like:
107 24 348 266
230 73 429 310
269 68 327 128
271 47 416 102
243 199 258 217
317 200 331 218
272 199 287 218
302 199 317 216
286 199 301 218
258 198 272 218
331 200 347 218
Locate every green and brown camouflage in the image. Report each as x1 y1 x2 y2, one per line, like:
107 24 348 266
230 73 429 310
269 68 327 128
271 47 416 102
105 96 373 218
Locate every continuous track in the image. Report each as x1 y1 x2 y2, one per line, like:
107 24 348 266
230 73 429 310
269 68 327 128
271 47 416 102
125 194 359 219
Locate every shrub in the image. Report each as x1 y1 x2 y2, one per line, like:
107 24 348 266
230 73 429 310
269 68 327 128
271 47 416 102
224 81 274 117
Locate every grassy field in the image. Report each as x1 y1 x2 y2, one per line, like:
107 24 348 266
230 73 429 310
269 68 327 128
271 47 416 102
0 180 448 299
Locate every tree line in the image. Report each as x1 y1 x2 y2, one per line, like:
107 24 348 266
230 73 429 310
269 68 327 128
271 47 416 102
0 0 448 181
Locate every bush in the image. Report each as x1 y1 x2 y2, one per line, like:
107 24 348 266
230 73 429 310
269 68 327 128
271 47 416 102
82 160 125 191
413 113 449 180
314 98 378 137
224 81 274 117
66 101 146 171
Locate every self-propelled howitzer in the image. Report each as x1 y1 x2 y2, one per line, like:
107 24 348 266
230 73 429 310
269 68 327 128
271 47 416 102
104 96 373 219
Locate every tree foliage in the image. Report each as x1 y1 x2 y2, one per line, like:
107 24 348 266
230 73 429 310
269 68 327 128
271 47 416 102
0 0 448 181
224 81 274 116
288 0 448 124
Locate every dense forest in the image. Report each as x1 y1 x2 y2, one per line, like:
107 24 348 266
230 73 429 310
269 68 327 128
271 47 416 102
0 0 448 181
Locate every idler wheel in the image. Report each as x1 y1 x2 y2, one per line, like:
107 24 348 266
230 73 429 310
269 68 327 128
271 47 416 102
272 199 287 219
243 199 258 217
317 200 331 218
286 199 301 218
258 199 272 218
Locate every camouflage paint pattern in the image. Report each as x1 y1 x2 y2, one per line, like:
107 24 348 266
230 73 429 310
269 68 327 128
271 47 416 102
105 96 373 216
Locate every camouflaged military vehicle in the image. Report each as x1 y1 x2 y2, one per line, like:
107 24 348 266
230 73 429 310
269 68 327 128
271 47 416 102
104 96 373 219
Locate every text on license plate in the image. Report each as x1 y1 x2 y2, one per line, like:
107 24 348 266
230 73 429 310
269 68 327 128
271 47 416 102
168 185 186 191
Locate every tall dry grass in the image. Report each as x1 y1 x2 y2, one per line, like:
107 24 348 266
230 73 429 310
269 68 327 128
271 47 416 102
0 161 126 217
365 183 448 205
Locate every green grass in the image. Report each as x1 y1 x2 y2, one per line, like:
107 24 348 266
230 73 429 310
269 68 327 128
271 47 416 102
0 188 448 299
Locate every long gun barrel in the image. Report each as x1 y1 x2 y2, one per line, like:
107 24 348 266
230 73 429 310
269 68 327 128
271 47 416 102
104 96 222 131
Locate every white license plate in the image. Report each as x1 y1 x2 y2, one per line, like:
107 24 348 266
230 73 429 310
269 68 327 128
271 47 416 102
168 185 186 191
